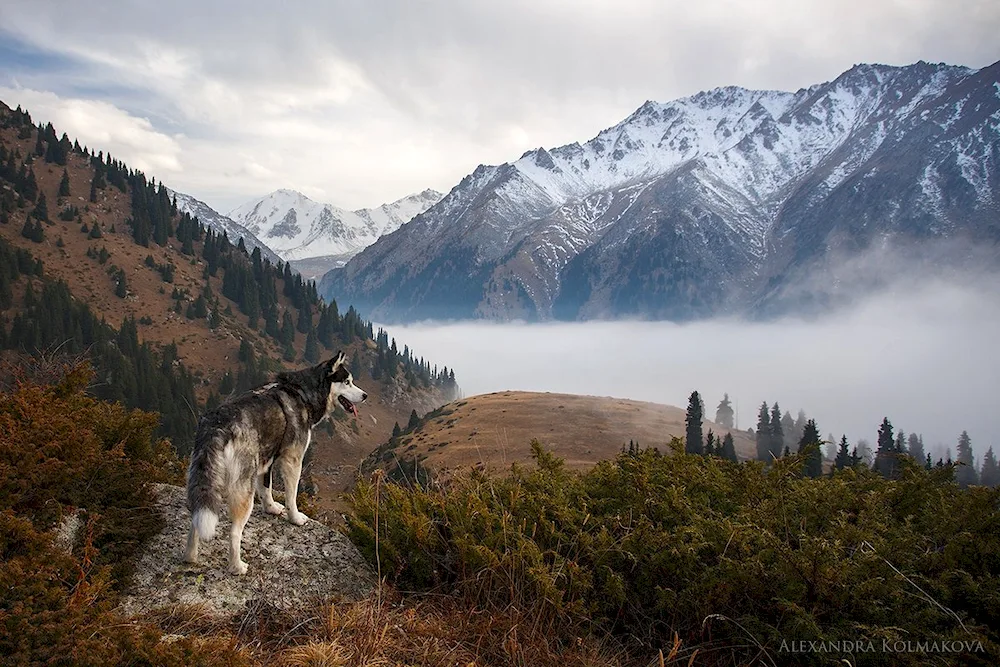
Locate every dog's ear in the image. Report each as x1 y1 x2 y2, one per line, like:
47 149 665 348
326 351 347 375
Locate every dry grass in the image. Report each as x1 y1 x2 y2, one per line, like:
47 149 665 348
142 587 639 667
274 592 628 667
391 391 756 481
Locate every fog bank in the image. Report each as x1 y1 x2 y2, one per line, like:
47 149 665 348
382 278 1000 460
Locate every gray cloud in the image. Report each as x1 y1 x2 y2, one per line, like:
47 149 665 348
1 0 998 212
380 276 1000 462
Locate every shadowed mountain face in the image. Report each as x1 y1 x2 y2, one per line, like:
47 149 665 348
322 60 1000 323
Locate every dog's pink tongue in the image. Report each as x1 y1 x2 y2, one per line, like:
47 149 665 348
352 404 358 419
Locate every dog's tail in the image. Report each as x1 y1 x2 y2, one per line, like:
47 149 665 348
186 431 226 543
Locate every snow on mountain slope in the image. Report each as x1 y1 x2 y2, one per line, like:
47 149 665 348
227 189 442 261
166 189 282 265
323 59 1000 323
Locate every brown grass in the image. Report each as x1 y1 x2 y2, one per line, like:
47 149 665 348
392 391 756 480
141 587 638 667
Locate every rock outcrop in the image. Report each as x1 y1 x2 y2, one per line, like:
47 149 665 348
120 484 376 616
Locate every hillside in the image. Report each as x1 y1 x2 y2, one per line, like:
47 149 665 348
0 101 457 519
323 59 1000 322
366 391 755 480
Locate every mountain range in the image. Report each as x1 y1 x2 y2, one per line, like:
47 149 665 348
320 59 1000 322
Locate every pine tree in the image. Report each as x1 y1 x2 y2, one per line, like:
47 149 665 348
280 311 296 347
907 433 925 463
704 429 716 456
392 422 402 439
30 220 44 243
22 167 38 202
792 409 807 448
115 270 128 298
219 371 235 395
755 402 771 462
303 330 319 363
800 418 823 478
925 453 933 470
874 418 897 479
58 169 71 197
782 411 796 448
714 393 734 429
834 435 851 470
895 431 907 456
297 304 312 333
407 409 420 431
769 403 784 460
685 391 703 455
955 431 978 488
31 193 48 222
981 447 1000 487
720 432 738 462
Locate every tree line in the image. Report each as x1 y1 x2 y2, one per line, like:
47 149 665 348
681 390 998 487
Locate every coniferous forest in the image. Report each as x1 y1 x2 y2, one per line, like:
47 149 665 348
0 103 457 449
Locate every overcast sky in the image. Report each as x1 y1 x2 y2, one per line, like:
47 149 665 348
0 1 997 214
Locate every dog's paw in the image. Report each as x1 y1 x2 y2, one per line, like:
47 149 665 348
228 560 249 575
263 502 285 516
288 511 309 526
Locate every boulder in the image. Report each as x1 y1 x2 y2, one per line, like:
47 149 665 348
120 484 376 616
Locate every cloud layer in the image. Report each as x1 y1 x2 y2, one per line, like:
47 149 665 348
1 0 998 212
381 277 1000 462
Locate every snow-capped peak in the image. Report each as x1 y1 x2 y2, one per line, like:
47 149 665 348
227 188 443 261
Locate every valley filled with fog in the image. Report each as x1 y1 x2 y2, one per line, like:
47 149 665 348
383 277 1000 462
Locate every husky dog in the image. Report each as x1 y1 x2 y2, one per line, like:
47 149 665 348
184 352 367 574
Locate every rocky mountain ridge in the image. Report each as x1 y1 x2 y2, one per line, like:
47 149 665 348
322 60 1000 322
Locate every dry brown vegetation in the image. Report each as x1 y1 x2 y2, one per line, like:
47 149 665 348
148 588 636 667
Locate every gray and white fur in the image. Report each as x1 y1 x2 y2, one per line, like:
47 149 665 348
184 352 367 574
